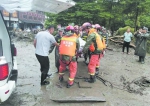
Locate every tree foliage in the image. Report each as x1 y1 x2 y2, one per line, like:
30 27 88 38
45 0 150 31
44 13 57 28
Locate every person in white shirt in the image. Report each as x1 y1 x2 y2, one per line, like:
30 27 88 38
34 25 59 85
122 28 133 54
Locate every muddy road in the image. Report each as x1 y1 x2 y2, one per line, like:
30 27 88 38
1 41 150 106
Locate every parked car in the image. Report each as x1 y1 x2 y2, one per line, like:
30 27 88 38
0 12 18 103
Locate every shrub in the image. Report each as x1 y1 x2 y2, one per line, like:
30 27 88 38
116 26 134 35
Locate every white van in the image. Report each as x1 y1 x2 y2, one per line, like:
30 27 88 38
0 12 18 103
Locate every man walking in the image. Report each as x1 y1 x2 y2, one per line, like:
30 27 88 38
34 25 59 85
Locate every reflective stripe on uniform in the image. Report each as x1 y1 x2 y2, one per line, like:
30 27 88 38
61 37 76 42
69 78 74 81
59 73 64 75
88 73 95 75
96 66 99 68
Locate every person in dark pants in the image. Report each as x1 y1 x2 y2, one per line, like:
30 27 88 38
35 54 49 81
122 28 133 54
81 32 90 65
55 28 64 73
34 25 59 85
122 41 130 53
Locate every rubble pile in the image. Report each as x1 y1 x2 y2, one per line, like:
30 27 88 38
11 29 37 42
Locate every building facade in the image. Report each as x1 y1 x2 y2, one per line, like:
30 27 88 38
18 11 45 30
1 10 45 31
2 10 18 30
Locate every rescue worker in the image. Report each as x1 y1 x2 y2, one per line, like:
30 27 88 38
101 27 109 46
74 25 81 62
94 24 106 75
81 31 88 41
81 29 90 65
83 24 97 64
55 28 64 73
95 24 106 54
59 25 80 88
95 24 102 35
74 25 80 38
134 27 150 64
82 22 103 83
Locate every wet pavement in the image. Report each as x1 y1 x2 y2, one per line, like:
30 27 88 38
1 41 150 106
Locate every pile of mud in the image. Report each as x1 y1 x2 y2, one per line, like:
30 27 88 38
120 76 150 95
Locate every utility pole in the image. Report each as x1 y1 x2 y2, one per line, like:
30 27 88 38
8 13 11 35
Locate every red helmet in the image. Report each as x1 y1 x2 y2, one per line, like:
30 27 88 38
82 22 92 30
65 25 74 32
95 24 101 29
65 25 74 36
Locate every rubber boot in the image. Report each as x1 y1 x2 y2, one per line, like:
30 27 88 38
138 56 142 62
95 68 99 75
66 80 74 88
88 75 96 83
41 73 50 85
141 57 145 64
59 75 64 82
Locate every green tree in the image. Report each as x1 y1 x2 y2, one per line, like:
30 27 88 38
44 13 57 28
45 0 150 32
122 0 150 30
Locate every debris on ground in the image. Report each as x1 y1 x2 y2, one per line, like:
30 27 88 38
56 82 63 88
120 76 150 95
51 96 106 103
74 81 92 88
109 36 135 48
